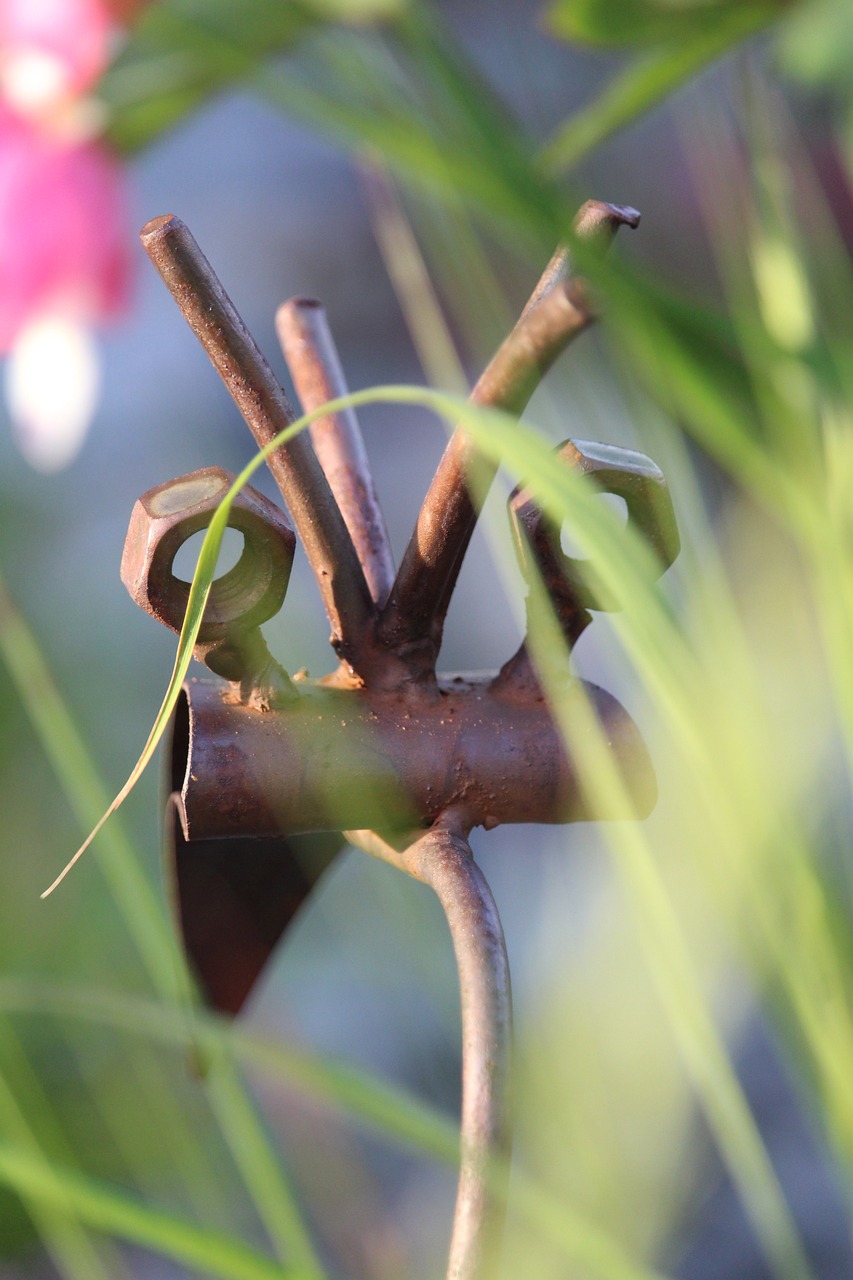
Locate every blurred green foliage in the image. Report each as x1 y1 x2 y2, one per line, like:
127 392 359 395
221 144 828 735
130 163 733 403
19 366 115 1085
4 0 853 1277
548 0 787 47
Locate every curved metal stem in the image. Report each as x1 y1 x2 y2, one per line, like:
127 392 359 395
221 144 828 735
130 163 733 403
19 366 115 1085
348 823 513 1280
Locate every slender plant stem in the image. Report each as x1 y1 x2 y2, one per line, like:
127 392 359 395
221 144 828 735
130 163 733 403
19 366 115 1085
140 214 375 675
276 297 396 607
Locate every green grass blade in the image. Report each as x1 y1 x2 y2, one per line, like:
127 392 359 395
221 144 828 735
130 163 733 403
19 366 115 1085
0 1023 123 1280
547 0 782 47
0 1142 312 1280
540 5 776 177
0 572 181 991
0 978 675 1279
511 577 814 1280
0 581 325 1269
204 1051 325 1277
102 0 402 151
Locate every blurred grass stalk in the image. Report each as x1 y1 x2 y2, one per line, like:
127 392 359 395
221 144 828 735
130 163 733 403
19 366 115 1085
366 85 853 1268
0 573 326 1276
527 74 853 1280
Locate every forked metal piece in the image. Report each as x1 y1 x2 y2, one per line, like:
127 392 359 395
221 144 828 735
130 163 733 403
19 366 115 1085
124 202 678 1280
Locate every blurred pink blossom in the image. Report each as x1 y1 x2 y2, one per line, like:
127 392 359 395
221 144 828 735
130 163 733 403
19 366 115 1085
0 0 112 113
0 0 135 469
0 104 128 352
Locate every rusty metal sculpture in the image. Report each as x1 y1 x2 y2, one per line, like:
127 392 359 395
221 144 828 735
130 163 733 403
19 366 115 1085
121 202 679 1280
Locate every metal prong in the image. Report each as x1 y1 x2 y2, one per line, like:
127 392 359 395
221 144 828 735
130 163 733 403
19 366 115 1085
378 202 640 670
276 297 396 608
140 214 376 676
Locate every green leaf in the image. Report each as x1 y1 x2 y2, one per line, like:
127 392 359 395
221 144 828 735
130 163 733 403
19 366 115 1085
0 1144 309 1280
540 4 780 174
252 17 565 252
774 0 853 93
101 0 404 151
548 0 787 48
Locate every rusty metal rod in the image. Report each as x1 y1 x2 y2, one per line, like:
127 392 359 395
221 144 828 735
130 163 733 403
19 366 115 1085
139 214 376 675
275 297 396 607
348 822 512 1280
378 201 640 668
518 199 639 321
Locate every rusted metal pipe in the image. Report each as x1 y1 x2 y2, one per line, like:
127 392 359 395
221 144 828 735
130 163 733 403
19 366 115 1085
140 215 376 677
276 297 396 608
378 202 641 676
350 822 512 1280
169 676 656 843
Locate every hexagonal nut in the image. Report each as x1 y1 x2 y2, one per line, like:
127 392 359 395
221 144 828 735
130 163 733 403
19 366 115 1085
509 439 679 612
121 466 296 641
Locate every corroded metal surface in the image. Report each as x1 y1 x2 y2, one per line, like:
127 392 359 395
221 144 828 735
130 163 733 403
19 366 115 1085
275 297 396 608
123 201 678 1280
376 200 642 677
350 821 512 1280
509 437 680 614
164 795 341 1016
121 465 295 702
169 674 656 843
140 214 377 677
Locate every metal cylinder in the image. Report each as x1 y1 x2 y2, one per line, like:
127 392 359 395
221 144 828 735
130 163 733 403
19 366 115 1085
170 676 656 841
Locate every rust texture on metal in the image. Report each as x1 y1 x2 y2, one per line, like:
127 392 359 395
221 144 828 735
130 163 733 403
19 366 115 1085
139 214 376 677
164 793 341 1016
122 201 678 1280
376 200 642 677
275 297 396 607
349 821 511 1279
518 202 639 321
121 465 296 704
170 674 656 843
497 438 681 687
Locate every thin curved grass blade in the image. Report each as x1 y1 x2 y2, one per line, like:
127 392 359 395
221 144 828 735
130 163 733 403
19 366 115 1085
41 383 662 898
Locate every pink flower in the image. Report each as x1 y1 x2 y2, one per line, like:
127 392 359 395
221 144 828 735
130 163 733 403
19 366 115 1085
0 105 128 352
0 0 112 114
0 0 134 469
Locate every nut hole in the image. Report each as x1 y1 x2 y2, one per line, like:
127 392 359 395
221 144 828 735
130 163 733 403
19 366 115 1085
172 526 245 585
560 493 627 560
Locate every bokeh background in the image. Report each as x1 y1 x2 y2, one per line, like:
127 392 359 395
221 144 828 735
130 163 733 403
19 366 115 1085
1 0 853 1276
